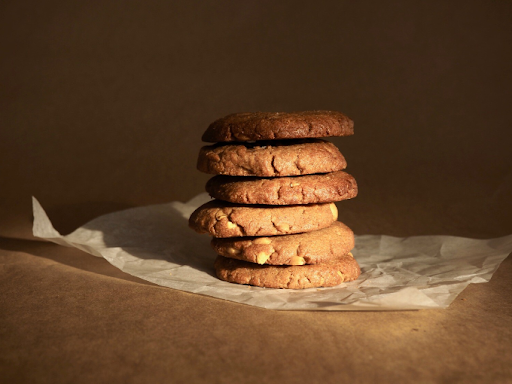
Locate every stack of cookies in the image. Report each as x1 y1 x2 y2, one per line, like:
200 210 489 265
189 111 361 289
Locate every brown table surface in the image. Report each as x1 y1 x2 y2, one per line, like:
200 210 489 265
2 1 511 383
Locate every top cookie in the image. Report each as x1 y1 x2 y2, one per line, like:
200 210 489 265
202 111 354 142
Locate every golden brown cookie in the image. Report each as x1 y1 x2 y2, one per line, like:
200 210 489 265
211 221 354 265
202 111 354 142
188 200 338 238
197 139 347 177
205 171 358 205
214 253 360 289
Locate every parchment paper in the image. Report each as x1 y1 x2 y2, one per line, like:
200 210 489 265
32 194 512 311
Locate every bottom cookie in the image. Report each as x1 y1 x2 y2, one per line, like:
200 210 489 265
214 253 360 289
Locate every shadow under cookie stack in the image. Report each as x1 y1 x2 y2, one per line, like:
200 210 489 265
189 111 361 289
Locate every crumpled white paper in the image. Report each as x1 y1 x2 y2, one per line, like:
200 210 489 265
32 194 512 311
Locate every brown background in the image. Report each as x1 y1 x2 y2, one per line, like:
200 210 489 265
1 1 511 383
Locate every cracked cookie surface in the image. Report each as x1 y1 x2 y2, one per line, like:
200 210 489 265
206 171 358 205
202 111 354 142
214 253 360 289
197 139 346 177
188 200 337 238
211 221 354 265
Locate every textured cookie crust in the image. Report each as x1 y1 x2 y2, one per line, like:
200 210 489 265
206 171 358 205
202 111 354 142
211 221 354 265
214 253 361 289
188 200 338 238
197 139 347 177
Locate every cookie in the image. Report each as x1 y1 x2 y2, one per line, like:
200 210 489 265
211 221 354 265
197 139 347 177
188 200 338 238
202 111 354 142
214 253 360 289
205 171 358 205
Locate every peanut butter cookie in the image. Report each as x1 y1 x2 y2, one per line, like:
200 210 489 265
188 200 338 238
202 111 354 142
205 171 357 205
197 139 346 177
214 253 360 289
211 221 354 265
